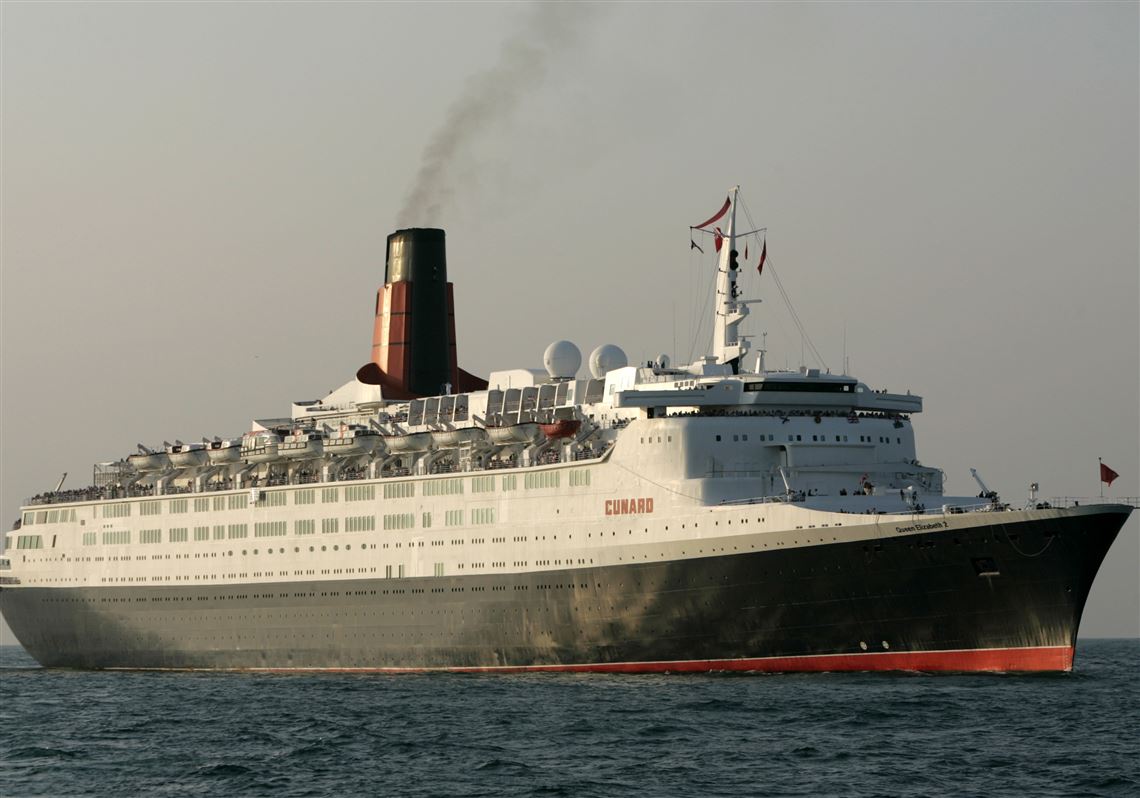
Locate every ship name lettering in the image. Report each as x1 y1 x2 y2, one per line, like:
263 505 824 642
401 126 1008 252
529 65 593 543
894 521 948 534
605 498 654 516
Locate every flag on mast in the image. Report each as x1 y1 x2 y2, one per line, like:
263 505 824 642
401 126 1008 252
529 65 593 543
757 240 767 275
1100 461 1119 486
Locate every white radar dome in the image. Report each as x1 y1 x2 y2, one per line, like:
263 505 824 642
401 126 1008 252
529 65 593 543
588 344 628 379
543 340 582 379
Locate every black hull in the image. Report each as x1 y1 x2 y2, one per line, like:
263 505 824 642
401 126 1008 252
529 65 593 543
2 506 1129 672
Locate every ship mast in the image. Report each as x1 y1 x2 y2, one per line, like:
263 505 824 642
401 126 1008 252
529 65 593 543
712 186 750 372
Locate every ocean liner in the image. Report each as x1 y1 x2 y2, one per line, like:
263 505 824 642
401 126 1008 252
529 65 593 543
1 188 1132 672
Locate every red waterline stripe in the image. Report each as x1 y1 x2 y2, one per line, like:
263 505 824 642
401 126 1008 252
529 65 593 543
234 646 1074 675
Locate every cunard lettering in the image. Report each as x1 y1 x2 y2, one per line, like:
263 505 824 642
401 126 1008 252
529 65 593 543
605 498 654 516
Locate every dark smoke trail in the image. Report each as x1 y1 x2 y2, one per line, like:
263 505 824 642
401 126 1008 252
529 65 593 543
397 2 594 227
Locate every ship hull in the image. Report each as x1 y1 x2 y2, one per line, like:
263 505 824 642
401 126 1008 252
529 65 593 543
1 506 1127 672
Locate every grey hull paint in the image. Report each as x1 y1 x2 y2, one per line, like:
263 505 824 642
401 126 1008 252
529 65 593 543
1 507 1127 670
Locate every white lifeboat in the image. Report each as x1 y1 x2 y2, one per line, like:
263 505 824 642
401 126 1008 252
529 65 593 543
324 425 383 457
385 431 433 453
206 438 243 465
486 423 542 445
280 429 325 460
431 427 485 448
127 445 170 473
241 431 283 464
167 441 208 469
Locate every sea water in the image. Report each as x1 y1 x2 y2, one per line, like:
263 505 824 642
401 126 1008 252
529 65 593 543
1 640 1137 797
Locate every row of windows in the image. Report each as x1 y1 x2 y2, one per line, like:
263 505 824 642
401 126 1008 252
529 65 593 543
345 485 376 502
37 469 596 525
383 483 415 499
344 515 376 533
140 529 161 544
382 513 415 531
423 478 462 497
21 508 78 526
445 509 463 527
524 471 560 490
15 534 43 549
471 508 495 525
254 521 288 538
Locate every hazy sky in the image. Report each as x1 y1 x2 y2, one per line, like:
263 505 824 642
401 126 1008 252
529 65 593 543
1 2 1136 642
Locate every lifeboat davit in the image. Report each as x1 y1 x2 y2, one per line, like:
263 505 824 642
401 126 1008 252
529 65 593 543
206 438 242 465
486 422 542 445
539 419 581 440
167 441 208 469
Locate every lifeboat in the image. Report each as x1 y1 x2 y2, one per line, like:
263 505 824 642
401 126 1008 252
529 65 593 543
431 427 486 447
240 431 283 464
280 430 325 460
127 446 170 473
539 419 581 440
385 431 433 453
167 441 208 469
324 425 382 457
206 437 243 465
485 422 542 445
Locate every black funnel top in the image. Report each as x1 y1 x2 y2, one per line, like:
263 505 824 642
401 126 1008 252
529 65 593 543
385 228 447 285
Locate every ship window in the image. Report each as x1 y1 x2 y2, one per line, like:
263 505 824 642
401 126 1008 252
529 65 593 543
169 499 189 514
423 512 432 528
322 487 340 503
322 518 339 534
295 489 316 505
82 532 97 545
169 528 189 543
194 526 210 541
742 434 748 441
733 435 739 442
227 524 248 539
715 435 722 442
213 496 226 511
264 491 287 507
228 494 248 511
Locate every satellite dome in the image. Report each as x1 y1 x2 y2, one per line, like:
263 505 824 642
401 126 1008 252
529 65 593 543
588 344 628 379
543 340 582 379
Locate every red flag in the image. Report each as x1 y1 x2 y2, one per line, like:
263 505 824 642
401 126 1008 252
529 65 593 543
714 227 724 253
1100 462 1119 486
693 196 731 230
757 240 767 275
